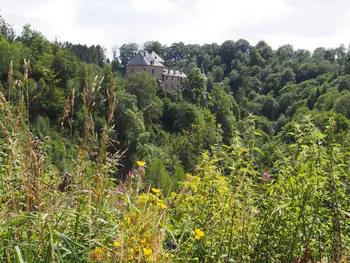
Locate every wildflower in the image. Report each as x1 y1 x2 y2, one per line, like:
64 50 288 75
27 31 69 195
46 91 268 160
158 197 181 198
221 185 229 191
194 228 205 240
137 194 149 207
158 202 167 209
137 161 146 167
90 247 104 261
151 188 160 194
263 172 270 180
125 217 131 224
128 171 134 178
144 248 152 256
137 165 145 174
116 184 124 193
114 241 121 247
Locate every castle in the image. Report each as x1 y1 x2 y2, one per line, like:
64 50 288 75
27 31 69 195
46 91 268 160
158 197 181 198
126 50 187 90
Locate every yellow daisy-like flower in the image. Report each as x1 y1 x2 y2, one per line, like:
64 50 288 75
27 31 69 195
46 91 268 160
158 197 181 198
158 202 167 209
114 241 121 247
194 228 205 240
125 217 131 224
151 188 160 194
143 248 152 256
137 161 146 167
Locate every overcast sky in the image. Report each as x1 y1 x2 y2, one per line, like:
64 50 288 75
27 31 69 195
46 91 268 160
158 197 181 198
1 0 350 55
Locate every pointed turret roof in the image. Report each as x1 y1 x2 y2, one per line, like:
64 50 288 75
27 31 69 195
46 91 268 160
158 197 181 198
127 50 164 67
151 51 165 63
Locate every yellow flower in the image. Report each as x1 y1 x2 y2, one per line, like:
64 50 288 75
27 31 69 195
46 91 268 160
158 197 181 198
143 248 152 256
221 185 229 191
158 202 167 209
114 241 121 247
151 188 160 194
194 228 205 240
125 217 131 224
138 194 148 205
137 161 146 167
90 247 104 261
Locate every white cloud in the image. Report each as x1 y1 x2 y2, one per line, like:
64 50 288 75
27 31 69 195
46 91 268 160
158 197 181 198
129 0 177 13
1 0 350 54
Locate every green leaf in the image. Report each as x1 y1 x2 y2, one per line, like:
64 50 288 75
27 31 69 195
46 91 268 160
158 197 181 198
253 147 265 156
55 231 81 262
253 131 262 136
15 246 24 263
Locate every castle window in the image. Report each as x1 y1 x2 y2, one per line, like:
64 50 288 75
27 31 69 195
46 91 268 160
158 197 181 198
152 69 155 75
172 84 174 89
144 68 146 71
165 84 168 89
132 68 134 73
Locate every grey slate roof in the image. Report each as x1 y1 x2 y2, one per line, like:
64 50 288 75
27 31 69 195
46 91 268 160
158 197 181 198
162 69 187 78
127 50 164 67
151 51 165 63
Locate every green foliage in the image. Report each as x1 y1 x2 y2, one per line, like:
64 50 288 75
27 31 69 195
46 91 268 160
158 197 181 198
334 91 350 118
146 157 172 194
185 67 207 105
119 43 139 67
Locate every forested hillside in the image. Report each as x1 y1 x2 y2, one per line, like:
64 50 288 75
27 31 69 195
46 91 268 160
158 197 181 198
1 15 350 262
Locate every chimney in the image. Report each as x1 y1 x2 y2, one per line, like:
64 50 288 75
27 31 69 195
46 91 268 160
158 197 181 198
180 68 183 74
168 68 170 74
173 69 176 75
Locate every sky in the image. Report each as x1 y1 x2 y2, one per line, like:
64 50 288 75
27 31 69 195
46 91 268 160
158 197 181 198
1 0 350 56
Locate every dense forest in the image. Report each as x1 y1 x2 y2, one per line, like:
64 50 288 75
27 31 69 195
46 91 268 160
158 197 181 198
1 15 350 262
